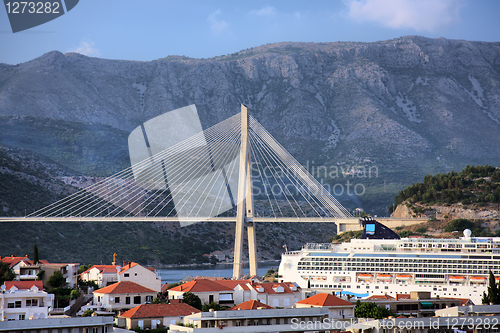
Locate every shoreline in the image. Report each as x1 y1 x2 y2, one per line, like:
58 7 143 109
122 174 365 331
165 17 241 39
154 259 280 269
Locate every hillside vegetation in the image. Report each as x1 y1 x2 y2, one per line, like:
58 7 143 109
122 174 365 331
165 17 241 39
390 165 500 213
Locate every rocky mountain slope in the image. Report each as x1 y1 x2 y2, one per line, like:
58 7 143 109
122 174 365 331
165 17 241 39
1 36 500 265
1 36 500 214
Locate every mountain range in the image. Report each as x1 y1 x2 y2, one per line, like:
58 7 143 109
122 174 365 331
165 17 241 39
0 35 499 264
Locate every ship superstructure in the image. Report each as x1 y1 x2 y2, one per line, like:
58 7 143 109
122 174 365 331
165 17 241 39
278 218 500 304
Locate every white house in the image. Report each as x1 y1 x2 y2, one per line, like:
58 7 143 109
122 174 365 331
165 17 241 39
244 282 303 308
168 279 303 308
168 279 234 306
118 262 161 292
80 265 119 288
93 281 157 311
0 281 54 321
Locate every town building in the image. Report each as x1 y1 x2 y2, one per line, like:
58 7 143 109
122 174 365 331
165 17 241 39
436 304 500 317
118 262 161 292
40 263 79 288
168 307 334 333
168 279 303 308
296 293 355 319
0 256 79 288
80 265 119 288
0 281 54 321
117 303 201 330
0 316 113 332
168 279 234 306
359 291 467 317
93 281 157 311
209 251 226 262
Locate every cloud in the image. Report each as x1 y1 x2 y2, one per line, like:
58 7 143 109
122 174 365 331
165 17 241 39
250 5 276 17
207 10 229 35
69 41 100 57
345 0 463 32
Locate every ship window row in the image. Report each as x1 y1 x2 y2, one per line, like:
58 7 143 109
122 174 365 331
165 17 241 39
297 266 500 275
299 263 496 271
299 267 500 275
299 259 497 266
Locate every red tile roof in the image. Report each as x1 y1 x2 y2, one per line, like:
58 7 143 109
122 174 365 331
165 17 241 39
367 294 396 300
94 281 155 294
296 293 354 307
230 300 274 310
396 294 411 300
249 282 299 294
120 303 200 319
216 279 251 291
4 281 43 290
82 265 119 275
451 298 474 306
119 262 139 274
0 255 29 267
168 279 233 293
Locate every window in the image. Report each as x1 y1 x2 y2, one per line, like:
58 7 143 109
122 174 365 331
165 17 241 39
146 296 153 303
15 301 21 308
26 299 32 306
32 299 37 306
126 297 131 304
19 314 25 320
134 296 141 304
115 297 120 304
8 303 14 308
124 273 129 277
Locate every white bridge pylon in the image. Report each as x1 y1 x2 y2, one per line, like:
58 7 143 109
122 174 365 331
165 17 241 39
1 104 353 279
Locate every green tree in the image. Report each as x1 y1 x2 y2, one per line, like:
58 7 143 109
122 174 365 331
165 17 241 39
33 244 39 265
70 289 81 300
37 270 45 281
182 292 202 310
82 309 95 317
48 270 65 288
444 219 475 233
355 300 394 319
202 301 222 312
0 261 16 285
483 271 500 304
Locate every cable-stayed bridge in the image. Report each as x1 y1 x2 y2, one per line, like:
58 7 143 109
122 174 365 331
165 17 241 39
0 105 357 278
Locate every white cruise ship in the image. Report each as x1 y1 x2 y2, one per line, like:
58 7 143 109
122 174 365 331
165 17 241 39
278 217 500 305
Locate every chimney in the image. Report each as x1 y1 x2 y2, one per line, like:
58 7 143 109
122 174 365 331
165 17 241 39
128 262 131 268
122 261 126 267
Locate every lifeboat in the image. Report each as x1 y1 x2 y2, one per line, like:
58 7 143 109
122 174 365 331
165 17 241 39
396 274 412 280
470 276 487 282
377 274 392 280
449 276 466 281
358 274 373 280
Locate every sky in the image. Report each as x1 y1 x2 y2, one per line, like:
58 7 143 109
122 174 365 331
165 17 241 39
1 0 500 65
